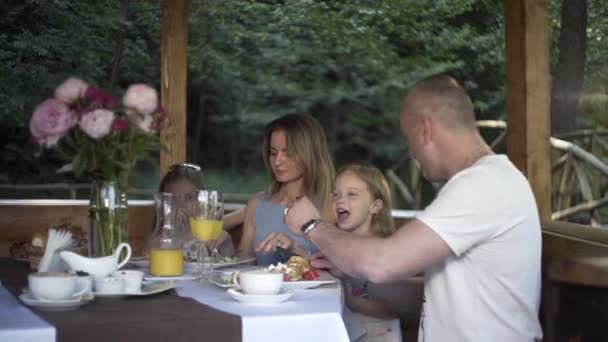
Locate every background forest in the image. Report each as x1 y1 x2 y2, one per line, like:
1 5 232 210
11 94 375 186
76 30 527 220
1 0 607 211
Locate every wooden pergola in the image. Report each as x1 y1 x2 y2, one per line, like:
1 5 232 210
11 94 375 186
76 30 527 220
0 0 605 340
156 0 608 340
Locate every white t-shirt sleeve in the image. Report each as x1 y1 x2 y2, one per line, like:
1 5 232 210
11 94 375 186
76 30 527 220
416 169 505 256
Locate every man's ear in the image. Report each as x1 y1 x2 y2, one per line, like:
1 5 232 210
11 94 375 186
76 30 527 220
370 199 383 215
421 117 433 145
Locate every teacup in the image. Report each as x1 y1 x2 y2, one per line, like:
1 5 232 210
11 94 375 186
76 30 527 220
75 272 94 295
28 272 87 301
232 270 283 295
111 270 144 293
95 276 124 294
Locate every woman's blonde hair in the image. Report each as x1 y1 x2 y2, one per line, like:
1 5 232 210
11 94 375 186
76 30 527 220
263 113 335 220
337 164 395 237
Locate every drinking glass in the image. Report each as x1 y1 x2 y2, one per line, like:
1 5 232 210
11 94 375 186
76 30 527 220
189 190 224 280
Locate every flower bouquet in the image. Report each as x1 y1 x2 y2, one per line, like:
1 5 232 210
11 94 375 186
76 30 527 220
30 77 167 257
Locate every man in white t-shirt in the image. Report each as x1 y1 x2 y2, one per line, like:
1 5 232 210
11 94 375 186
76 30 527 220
283 75 543 342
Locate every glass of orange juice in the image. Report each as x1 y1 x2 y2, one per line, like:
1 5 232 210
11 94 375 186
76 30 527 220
190 190 224 279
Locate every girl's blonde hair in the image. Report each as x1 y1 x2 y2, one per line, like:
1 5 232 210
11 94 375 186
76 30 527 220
263 113 335 220
337 164 395 237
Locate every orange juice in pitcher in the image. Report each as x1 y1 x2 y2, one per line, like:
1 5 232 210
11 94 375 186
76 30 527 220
150 249 183 276
149 192 185 276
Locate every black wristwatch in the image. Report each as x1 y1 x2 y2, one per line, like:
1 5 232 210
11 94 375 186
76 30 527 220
300 218 321 235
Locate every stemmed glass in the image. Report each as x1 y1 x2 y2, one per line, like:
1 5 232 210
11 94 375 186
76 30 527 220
189 190 224 280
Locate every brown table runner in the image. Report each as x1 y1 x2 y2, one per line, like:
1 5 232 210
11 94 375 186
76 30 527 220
0 258 241 342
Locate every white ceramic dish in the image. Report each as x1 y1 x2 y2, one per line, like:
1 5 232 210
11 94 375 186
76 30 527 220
93 281 174 298
19 292 94 311
226 288 293 304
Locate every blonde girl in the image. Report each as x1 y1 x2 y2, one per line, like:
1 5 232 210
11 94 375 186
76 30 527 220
333 164 422 341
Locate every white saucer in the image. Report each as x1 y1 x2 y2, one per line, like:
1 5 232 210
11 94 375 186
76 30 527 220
94 281 174 298
227 288 293 304
143 272 202 281
282 279 337 290
19 292 94 311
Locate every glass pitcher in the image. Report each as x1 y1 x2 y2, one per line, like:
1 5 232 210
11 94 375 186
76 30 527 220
149 192 186 276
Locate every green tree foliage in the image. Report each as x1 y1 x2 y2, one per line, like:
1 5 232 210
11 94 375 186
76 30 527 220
3 0 605 198
188 0 506 173
0 0 161 183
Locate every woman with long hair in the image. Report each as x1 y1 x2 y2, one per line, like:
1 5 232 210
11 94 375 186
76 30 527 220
236 112 335 266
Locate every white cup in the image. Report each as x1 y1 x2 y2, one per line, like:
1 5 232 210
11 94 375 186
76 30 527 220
75 273 94 295
28 272 87 301
232 270 283 295
111 270 144 293
95 276 124 294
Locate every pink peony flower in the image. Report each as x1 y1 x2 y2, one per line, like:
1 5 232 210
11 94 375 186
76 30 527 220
79 109 115 139
111 116 129 133
54 77 89 104
84 86 113 107
104 94 117 109
30 98 77 146
123 84 158 115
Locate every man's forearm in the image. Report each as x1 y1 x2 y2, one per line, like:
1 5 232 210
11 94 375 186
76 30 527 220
307 221 386 281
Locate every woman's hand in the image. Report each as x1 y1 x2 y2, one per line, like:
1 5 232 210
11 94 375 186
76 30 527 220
255 232 295 254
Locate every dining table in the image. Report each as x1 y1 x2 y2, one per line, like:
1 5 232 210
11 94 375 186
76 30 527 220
0 258 352 342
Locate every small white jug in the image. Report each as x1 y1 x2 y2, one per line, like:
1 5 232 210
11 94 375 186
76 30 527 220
60 243 132 277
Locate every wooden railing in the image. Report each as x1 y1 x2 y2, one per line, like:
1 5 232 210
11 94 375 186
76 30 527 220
541 219 608 342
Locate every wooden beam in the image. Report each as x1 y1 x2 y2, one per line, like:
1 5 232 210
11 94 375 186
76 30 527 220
160 0 188 176
504 0 552 220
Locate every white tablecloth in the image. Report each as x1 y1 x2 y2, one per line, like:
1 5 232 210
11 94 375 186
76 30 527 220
175 278 351 342
0 283 55 342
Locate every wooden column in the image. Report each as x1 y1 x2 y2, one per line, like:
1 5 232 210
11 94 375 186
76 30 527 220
504 0 552 220
160 0 188 176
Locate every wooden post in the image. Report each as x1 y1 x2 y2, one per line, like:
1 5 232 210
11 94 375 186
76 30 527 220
160 0 188 176
504 0 552 220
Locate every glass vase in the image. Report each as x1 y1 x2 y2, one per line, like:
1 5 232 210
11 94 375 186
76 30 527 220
88 180 129 258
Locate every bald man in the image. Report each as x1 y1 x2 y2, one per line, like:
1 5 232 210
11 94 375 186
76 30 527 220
284 75 543 342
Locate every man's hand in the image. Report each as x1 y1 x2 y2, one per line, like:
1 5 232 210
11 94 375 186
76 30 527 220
283 196 320 236
309 252 346 279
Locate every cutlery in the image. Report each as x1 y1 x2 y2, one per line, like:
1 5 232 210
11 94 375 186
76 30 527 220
275 246 298 264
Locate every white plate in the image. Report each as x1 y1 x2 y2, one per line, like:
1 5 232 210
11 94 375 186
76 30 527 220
209 269 338 289
282 279 337 290
128 256 149 268
19 292 94 311
143 272 202 281
209 271 235 288
93 281 174 298
227 288 293 304
129 257 256 271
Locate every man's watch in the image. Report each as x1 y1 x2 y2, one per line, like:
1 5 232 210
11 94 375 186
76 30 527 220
300 218 321 235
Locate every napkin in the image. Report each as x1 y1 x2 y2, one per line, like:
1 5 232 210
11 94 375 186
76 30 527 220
38 229 73 273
